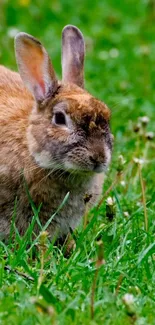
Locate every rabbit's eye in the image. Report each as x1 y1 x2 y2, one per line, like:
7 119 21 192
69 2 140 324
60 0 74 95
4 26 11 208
54 112 66 126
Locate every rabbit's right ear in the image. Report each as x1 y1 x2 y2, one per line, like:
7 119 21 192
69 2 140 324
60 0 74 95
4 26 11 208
62 25 85 88
15 33 58 103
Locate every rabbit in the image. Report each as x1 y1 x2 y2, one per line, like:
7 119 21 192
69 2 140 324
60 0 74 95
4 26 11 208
0 25 112 243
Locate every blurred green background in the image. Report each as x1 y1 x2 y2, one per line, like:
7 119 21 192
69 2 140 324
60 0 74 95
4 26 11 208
1 0 155 139
0 1 155 324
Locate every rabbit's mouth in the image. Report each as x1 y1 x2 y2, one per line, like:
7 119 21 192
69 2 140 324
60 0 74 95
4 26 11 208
64 154 111 174
33 149 109 175
64 160 109 174
31 141 111 175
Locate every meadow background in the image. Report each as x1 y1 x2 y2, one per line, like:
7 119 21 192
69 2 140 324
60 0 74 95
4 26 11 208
0 0 155 324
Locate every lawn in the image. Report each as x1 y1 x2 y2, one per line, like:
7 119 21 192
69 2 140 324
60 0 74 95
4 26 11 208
0 0 155 324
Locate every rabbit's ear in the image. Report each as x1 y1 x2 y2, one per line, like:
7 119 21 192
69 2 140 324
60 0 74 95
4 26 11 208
15 33 58 103
62 25 85 88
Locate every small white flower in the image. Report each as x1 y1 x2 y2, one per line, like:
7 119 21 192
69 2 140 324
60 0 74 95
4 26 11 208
123 293 134 305
124 211 129 218
106 196 115 206
118 155 126 165
120 181 126 187
109 48 119 58
8 27 19 38
139 116 150 125
146 132 154 140
133 157 145 165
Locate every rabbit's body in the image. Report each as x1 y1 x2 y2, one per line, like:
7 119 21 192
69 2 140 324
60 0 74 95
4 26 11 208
0 26 112 241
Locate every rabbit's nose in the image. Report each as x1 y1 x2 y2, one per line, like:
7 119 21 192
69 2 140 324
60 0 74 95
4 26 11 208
89 155 103 173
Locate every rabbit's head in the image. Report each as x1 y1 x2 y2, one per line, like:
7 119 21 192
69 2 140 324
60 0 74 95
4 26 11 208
15 25 112 174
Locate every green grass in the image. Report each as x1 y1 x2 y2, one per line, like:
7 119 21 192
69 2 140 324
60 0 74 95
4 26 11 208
0 0 155 324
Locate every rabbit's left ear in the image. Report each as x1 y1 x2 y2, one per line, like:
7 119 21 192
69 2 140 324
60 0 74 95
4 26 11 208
15 33 58 103
62 25 85 88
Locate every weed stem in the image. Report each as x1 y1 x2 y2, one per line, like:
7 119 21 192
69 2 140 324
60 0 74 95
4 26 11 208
138 164 148 232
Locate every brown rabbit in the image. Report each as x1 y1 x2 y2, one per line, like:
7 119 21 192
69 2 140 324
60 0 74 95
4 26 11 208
0 25 112 242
